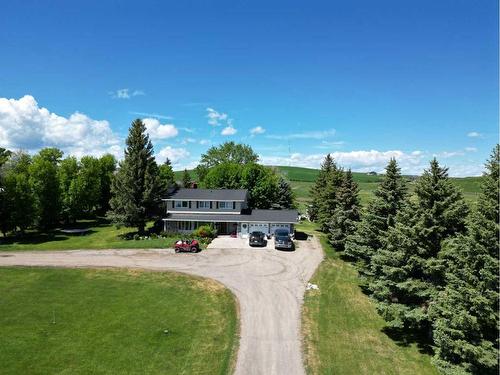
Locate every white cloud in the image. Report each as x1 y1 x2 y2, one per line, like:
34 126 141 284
260 149 426 174
206 107 228 126
435 151 464 158
467 131 482 138
142 118 178 139
250 126 266 135
315 140 345 149
199 139 210 145
266 129 336 140
110 88 145 99
0 95 120 158
129 111 173 120
157 146 190 166
221 126 237 136
181 137 196 145
465 147 477 152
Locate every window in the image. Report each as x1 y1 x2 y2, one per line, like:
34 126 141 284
175 201 189 208
198 201 211 209
177 221 193 231
219 201 232 209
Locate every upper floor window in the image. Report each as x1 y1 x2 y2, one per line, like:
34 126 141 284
175 201 189 208
198 201 211 209
219 201 233 209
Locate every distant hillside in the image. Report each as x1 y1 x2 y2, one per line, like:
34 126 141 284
174 165 483 208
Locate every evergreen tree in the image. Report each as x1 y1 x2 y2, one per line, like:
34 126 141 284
108 119 161 234
344 158 408 280
370 159 469 333
0 147 12 236
29 148 63 230
182 169 191 188
159 158 175 193
309 154 334 221
327 169 360 251
275 176 296 209
429 145 499 375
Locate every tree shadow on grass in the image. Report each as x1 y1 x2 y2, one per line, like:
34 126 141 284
381 326 434 355
0 230 96 246
294 231 309 240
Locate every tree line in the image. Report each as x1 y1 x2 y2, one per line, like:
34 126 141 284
0 121 294 236
309 146 499 375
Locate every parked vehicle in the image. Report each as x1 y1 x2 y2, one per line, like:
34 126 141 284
174 239 200 253
249 231 267 247
274 229 294 250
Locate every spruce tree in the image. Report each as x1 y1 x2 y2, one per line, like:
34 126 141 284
429 145 499 375
327 169 360 251
275 176 295 209
309 154 334 221
108 119 161 234
370 159 468 332
344 158 408 280
182 169 191 188
159 158 175 194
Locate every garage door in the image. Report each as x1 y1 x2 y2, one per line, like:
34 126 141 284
270 223 290 235
249 222 269 234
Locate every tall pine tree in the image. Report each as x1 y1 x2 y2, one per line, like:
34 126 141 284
370 159 468 333
429 145 499 375
327 169 360 251
275 176 295 209
108 119 161 234
309 154 334 221
344 158 408 281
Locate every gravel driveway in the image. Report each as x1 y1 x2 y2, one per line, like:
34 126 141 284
0 235 323 375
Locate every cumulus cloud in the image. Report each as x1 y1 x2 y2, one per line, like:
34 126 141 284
260 149 426 174
221 126 237 136
109 88 145 99
250 126 265 135
157 146 190 166
467 131 481 138
142 118 178 140
0 95 121 158
206 107 228 126
266 129 336 140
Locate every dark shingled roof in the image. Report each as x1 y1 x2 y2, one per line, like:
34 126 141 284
163 209 299 223
164 188 248 201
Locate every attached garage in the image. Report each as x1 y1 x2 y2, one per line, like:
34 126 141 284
249 222 269 234
270 223 291 235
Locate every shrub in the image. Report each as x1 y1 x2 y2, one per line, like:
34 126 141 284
133 234 140 241
193 225 217 239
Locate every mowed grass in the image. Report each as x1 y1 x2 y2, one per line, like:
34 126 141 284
298 222 438 375
0 267 238 375
0 220 178 251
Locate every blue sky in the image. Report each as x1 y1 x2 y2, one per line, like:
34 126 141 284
0 0 497 175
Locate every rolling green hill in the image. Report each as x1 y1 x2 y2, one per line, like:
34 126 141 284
174 166 483 210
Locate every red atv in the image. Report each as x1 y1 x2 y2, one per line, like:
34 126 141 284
174 239 200 253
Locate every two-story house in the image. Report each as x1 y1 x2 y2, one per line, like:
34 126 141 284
161 188 298 237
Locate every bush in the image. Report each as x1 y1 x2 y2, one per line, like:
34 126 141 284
133 234 140 241
193 225 217 239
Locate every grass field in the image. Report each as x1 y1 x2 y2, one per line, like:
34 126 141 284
0 267 238 375
0 220 180 251
297 222 438 375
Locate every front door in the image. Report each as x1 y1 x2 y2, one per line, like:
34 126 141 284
240 222 249 237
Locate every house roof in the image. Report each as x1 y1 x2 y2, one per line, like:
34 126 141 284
163 209 299 223
163 188 248 201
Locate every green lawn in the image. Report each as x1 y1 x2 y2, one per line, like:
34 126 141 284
298 222 438 375
0 267 238 375
0 220 182 251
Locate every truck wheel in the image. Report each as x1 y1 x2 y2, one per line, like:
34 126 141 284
175 248 180 253
191 247 198 253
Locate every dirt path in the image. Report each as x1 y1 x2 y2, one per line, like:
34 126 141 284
0 236 323 375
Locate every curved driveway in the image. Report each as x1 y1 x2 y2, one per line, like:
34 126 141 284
0 236 323 375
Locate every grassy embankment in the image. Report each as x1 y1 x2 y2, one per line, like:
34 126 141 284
297 221 438 375
0 267 238 375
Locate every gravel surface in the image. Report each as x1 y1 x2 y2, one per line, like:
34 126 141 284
0 235 323 375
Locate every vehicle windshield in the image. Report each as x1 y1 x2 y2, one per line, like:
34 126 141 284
275 229 289 237
250 231 263 237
